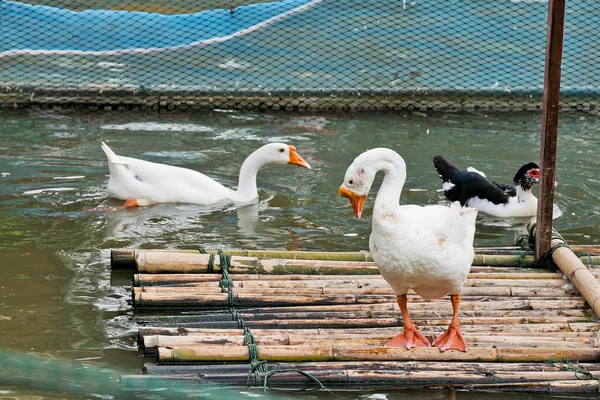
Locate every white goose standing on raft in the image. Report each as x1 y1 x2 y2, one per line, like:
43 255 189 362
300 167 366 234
338 148 477 352
101 142 311 207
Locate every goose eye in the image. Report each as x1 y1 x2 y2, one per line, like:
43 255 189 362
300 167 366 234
278 148 285 153
348 179 354 185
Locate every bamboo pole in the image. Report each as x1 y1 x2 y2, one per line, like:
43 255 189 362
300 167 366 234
141 333 587 352
124 370 599 388
130 363 600 391
135 314 593 332
134 297 588 311
134 277 573 289
138 320 600 336
112 247 600 270
156 345 600 364
134 308 590 326
132 285 579 298
133 291 589 309
528 219 600 318
142 360 600 376
137 327 597 341
133 272 571 286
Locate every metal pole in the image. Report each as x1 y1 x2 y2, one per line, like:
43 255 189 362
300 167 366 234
535 0 565 260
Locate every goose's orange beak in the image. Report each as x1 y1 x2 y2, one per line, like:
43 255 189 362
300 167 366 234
288 145 311 169
338 185 366 219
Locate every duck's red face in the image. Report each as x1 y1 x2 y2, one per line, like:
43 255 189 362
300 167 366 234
528 168 540 180
528 168 559 187
338 186 366 219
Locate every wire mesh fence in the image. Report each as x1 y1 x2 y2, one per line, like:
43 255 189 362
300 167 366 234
0 0 598 111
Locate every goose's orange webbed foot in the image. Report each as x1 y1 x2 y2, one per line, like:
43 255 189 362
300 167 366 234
433 294 467 352
385 325 431 349
432 324 467 352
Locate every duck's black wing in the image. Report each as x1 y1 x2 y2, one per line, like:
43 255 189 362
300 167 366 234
452 172 510 206
433 155 461 182
492 181 517 197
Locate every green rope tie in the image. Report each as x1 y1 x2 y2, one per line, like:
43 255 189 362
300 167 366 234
231 308 245 329
262 369 336 394
518 225 574 268
515 234 531 249
517 253 528 269
198 248 215 273
246 342 268 386
548 358 600 383
235 286 332 394
242 327 332 393
243 327 254 345
218 250 234 307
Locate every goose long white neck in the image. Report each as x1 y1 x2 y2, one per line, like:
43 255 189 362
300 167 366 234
230 149 266 204
362 149 407 214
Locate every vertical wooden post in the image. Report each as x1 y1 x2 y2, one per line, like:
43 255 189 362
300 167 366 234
535 0 565 260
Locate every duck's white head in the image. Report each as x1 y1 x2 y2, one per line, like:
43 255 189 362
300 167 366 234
255 143 311 169
337 150 388 219
338 148 406 219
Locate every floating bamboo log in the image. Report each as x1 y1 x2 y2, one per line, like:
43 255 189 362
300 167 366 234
133 271 575 286
138 326 600 341
120 370 600 390
141 332 588 355
129 360 600 392
134 314 595 333
111 247 600 270
134 308 591 326
132 286 582 301
132 289 589 309
528 219 600 318
141 360 600 375
134 276 573 288
156 344 600 364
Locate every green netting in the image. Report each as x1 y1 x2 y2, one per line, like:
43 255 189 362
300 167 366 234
0 0 598 110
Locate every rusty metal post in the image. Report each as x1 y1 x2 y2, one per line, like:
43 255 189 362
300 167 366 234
535 0 565 260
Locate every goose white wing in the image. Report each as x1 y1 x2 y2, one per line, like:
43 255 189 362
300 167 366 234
103 144 232 205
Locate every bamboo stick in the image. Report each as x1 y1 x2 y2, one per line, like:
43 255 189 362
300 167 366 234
141 334 586 353
142 360 600 375
133 272 570 287
127 365 600 391
134 297 589 311
137 327 598 341
137 320 600 334
134 278 573 290
156 345 600 363
134 308 591 326
136 314 594 332
133 288 580 310
467 380 599 393
133 285 580 298
528 219 600 318
112 248 600 270
134 292 400 308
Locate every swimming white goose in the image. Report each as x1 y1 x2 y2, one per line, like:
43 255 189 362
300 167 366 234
433 156 558 218
101 142 311 207
339 148 477 352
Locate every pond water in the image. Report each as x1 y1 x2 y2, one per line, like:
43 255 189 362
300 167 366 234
0 108 599 399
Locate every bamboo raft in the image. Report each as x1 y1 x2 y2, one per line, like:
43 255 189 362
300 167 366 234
112 239 600 394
